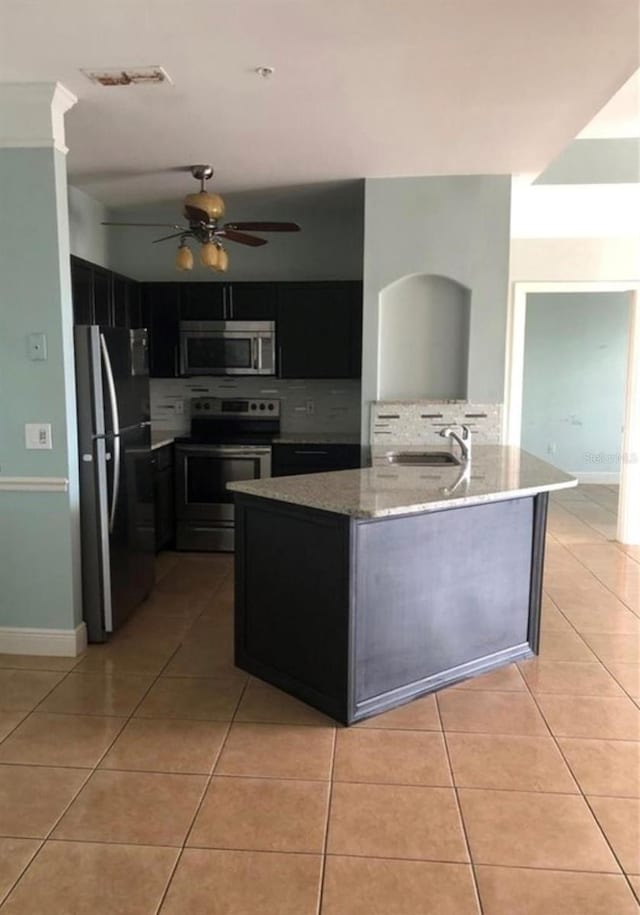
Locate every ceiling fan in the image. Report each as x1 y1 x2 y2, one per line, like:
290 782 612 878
102 165 300 273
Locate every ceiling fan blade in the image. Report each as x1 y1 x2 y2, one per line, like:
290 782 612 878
224 222 300 232
184 204 211 224
101 222 185 229
219 228 268 247
152 231 189 244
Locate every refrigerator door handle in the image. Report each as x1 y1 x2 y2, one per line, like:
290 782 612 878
100 333 121 534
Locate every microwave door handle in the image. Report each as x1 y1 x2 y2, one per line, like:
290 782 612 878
100 333 121 534
251 337 258 370
256 336 263 371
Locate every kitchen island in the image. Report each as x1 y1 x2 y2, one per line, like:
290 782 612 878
229 446 576 725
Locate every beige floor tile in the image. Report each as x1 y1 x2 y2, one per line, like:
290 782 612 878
161 641 244 679
459 789 619 871
582 632 640 664
476 865 639 915
36 672 154 717
333 727 451 786
519 660 624 696
588 796 640 874
321 857 480 915
0 765 88 838
451 664 527 691
0 838 40 905
73 638 176 675
535 694 640 740
355 693 441 730
327 782 468 861
188 776 329 852
0 711 27 743
0 654 79 672
605 662 640 699
561 606 640 635
235 681 334 726
437 690 549 736
558 738 640 797
159 848 322 915
0 840 178 915
540 603 573 632
101 718 229 774
0 669 66 712
216 723 334 780
134 676 244 720
0 713 126 767
447 733 578 793
53 769 207 846
538 629 597 662
629 874 640 901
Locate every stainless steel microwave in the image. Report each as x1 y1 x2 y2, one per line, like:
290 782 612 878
179 321 276 376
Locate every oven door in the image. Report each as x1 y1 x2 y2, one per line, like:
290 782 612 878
175 444 271 521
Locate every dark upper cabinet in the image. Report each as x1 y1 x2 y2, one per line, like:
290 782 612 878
70 257 141 330
180 283 226 320
93 267 112 326
141 283 181 378
277 282 363 379
71 260 94 324
227 283 278 320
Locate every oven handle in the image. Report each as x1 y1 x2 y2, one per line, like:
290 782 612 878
176 445 272 456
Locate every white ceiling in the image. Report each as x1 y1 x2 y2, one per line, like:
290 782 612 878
578 70 640 138
1 0 638 206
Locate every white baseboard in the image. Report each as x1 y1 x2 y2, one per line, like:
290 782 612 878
0 622 87 657
572 472 620 485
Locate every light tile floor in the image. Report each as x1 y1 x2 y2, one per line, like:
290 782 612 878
0 486 638 913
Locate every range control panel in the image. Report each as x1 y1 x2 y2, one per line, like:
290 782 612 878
191 397 281 418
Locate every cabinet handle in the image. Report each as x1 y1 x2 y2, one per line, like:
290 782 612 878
228 284 233 320
294 450 329 455
278 345 283 376
174 345 179 377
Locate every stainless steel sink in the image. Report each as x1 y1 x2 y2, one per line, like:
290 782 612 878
384 451 460 466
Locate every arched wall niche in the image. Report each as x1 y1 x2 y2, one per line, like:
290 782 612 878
378 272 471 400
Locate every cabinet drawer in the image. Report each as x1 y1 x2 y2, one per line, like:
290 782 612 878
272 443 360 477
154 443 173 472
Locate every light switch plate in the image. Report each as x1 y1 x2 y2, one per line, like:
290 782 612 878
28 333 47 361
25 423 52 450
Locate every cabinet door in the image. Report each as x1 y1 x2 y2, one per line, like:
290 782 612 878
93 267 113 326
70 259 94 324
153 450 174 552
141 284 181 377
277 282 362 379
128 281 142 329
180 283 226 320
112 274 129 328
228 283 278 320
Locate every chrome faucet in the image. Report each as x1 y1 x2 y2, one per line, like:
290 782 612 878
439 424 472 463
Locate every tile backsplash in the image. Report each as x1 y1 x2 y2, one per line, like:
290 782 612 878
151 377 362 436
370 400 503 445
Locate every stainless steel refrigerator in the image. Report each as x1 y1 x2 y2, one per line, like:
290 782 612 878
74 326 155 642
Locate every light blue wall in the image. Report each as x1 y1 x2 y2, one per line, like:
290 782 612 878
535 138 640 185
522 292 629 474
361 175 511 441
0 147 81 630
68 185 111 267
106 181 364 282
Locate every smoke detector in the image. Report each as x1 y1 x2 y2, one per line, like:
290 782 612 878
81 66 172 87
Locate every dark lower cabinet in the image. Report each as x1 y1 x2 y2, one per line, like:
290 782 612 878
153 444 174 552
272 443 361 477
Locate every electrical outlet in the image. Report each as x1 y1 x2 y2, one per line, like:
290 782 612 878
25 423 52 450
174 399 185 415
306 399 315 415
547 442 557 455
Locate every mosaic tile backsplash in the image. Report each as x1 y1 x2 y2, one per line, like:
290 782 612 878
370 400 503 445
150 377 362 436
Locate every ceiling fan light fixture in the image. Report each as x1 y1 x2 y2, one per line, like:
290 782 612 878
185 191 225 221
216 246 229 273
175 241 193 271
200 241 220 269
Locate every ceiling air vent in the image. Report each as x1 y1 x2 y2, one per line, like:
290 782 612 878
81 66 172 87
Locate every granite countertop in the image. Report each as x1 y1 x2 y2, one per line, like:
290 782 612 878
228 445 577 519
150 431 177 450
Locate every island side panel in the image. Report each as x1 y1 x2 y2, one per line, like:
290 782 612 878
351 497 536 720
235 495 351 723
